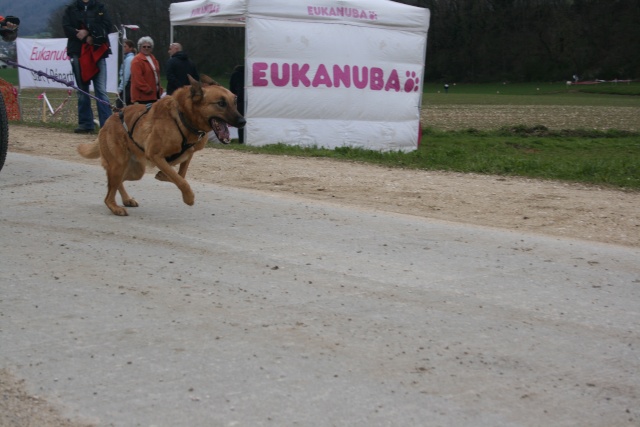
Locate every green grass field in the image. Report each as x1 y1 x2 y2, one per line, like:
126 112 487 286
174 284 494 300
0 68 18 85
226 79 639 190
216 126 640 190
423 81 640 106
2 67 639 190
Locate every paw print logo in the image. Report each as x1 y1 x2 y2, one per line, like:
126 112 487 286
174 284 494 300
404 71 420 92
368 11 378 20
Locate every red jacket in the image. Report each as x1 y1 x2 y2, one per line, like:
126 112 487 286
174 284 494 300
130 52 163 103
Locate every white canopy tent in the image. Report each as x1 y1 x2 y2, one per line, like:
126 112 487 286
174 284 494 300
170 0 430 151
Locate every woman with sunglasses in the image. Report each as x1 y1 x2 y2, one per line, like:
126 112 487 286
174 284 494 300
130 36 164 104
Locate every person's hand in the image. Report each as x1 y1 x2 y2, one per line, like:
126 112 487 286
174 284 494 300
0 16 19 41
76 29 89 41
0 16 19 30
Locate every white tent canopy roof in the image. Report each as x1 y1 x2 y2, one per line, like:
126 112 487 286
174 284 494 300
170 0 429 31
170 0 246 28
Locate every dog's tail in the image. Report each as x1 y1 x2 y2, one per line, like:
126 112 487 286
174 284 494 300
77 139 101 159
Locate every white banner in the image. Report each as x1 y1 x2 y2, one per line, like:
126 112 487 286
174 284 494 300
245 18 426 152
16 33 119 94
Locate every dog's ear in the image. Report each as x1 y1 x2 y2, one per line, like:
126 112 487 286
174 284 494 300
200 74 220 87
189 75 204 102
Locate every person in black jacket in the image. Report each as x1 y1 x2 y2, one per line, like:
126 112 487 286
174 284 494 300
229 65 245 143
62 0 112 133
165 42 200 96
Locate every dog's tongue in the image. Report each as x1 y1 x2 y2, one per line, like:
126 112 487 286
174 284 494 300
211 118 230 144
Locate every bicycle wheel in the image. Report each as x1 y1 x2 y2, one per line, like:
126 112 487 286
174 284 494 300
0 91 8 172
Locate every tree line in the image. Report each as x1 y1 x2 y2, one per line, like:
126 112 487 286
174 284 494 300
408 0 640 82
46 0 640 82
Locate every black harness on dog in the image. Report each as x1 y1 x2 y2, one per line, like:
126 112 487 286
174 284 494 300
167 111 207 163
119 105 207 163
119 104 151 153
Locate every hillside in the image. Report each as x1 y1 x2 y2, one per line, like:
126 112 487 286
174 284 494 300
2 0 68 36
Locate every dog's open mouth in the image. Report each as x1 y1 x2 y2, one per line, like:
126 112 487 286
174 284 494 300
210 118 230 144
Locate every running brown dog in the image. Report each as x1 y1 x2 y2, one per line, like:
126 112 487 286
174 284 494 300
78 75 245 216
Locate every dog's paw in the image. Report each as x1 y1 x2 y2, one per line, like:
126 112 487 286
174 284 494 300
155 171 171 182
183 191 195 206
109 206 129 216
123 198 139 208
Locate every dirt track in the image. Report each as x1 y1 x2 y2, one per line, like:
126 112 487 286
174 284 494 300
3 123 640 426
7 124 640 247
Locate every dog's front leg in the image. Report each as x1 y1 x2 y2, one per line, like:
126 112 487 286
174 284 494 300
154 153 193 182
152 157 195 206
176 154 194 178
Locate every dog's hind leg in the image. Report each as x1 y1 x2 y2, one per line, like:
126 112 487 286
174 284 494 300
117 157 145 208
105 190 128 216
104 169 129 216
118 183 139 208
